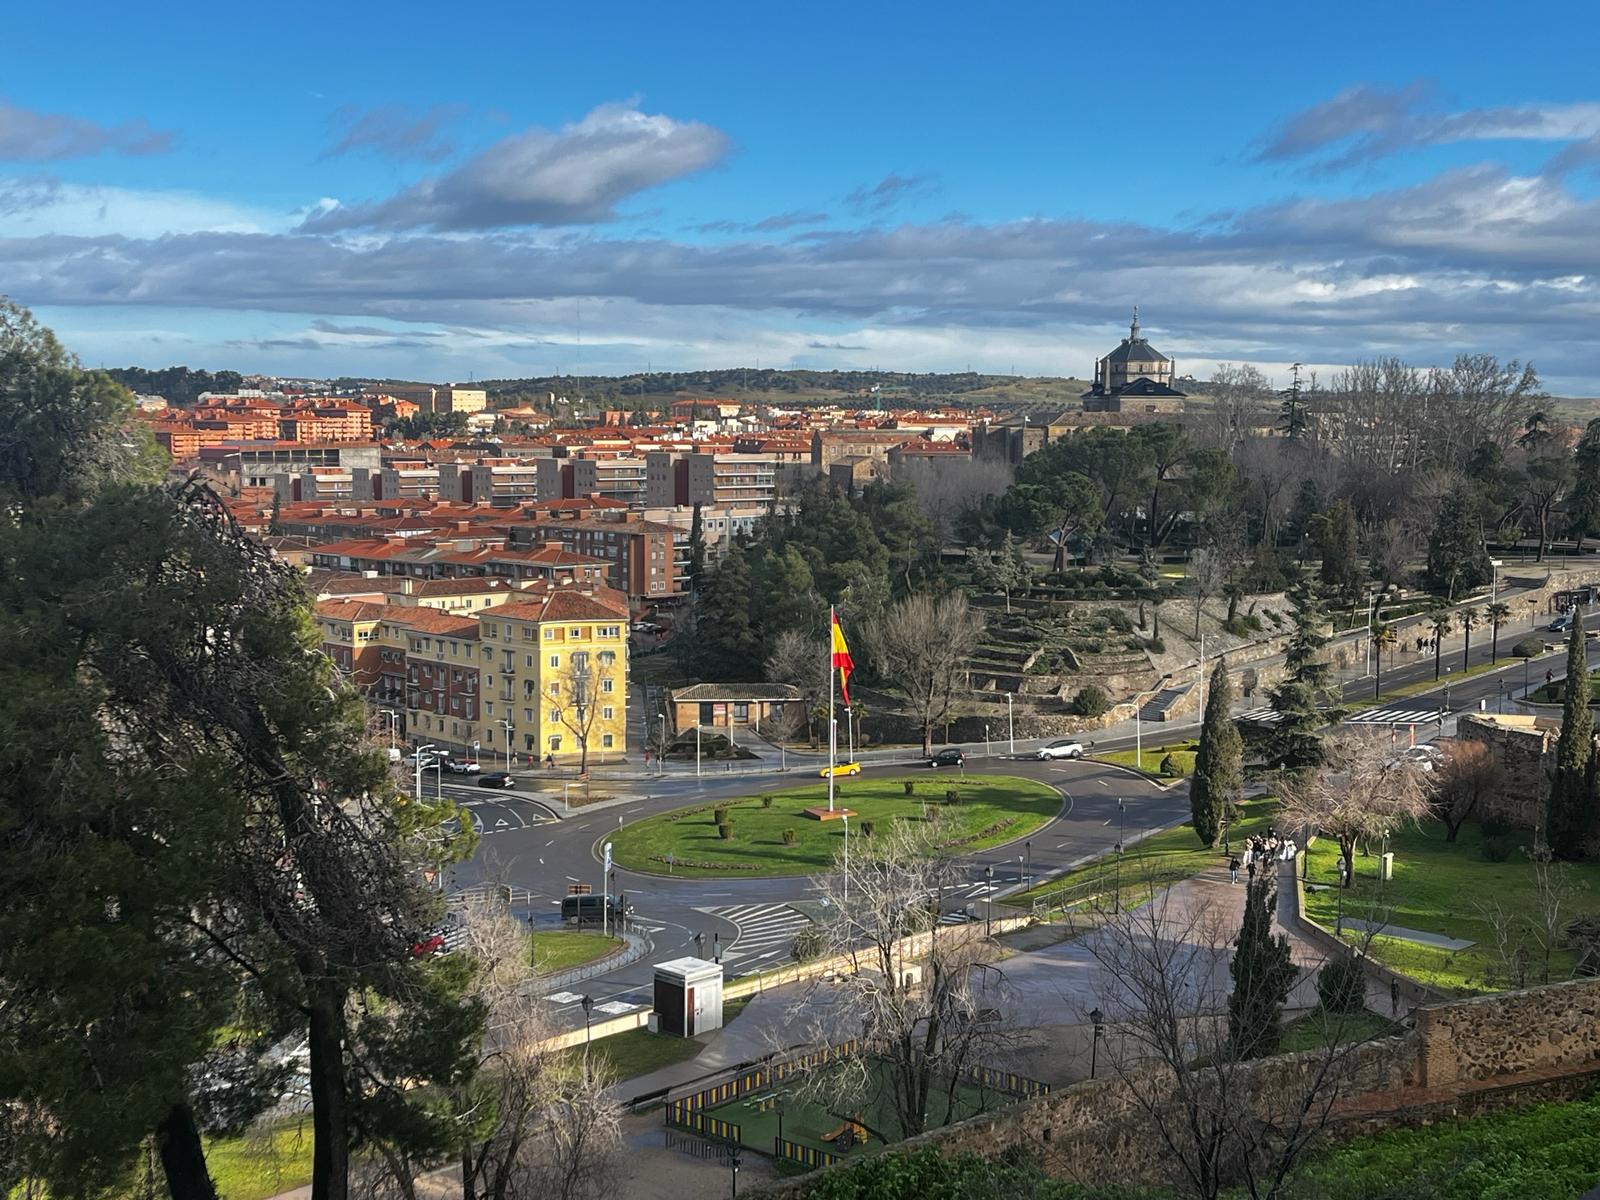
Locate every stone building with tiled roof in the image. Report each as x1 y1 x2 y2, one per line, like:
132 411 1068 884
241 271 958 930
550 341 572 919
1081 308 1187 413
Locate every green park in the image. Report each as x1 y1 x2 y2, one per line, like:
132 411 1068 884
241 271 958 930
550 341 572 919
607 774 1062 877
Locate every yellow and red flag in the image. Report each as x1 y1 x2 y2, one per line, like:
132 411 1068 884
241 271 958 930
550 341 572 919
831 608 855 706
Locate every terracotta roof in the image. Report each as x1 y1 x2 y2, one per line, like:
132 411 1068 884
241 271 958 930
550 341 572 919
386 608 481 638
314 600 392 622
493 590 630 623
670 683 803 702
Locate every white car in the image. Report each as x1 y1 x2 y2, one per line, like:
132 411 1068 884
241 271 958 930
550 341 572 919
1036 740 1086 761
445 759 481 774
1396 744 1444 773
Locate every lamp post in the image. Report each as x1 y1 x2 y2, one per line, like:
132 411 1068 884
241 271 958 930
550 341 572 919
497 720 513 772
1006 693 1015 756
1025 839 1032 890
414 743 436 804
696 723 702 779
1089 1007 1104 1079
379 709 399 747
842 813 850 904
985 722 991 761
984 864 993 937
580 994 594 1079
729 1145 742 1198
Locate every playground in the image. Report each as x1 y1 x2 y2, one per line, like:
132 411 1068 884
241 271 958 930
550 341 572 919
666 1048 1044 1169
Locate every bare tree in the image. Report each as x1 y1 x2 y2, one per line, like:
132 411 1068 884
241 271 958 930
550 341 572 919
1073 887 1390 1200
1431 738 1502 842
551 648 622 775
1277 732 1434 886
777 823 1022 1143
1201 364 1273 452
765 628 830 745
1188 547 1229 639
897 455 1015 547
868 592 985 755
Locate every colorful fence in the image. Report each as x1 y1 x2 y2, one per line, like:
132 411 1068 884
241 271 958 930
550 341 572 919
774 1137 840 1170
663 1038 863 1133
966 1063 1051 1099
663 1106 742 1143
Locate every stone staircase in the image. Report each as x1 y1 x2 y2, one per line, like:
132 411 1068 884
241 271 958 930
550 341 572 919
1139 684 1191 723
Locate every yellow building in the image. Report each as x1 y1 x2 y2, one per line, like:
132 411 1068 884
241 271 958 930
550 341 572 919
478 587 630 765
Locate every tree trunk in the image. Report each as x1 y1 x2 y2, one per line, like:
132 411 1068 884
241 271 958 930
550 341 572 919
1537 510 1549 562
1375 650 1382 701
1464 628 1472 671
156 1103 217 1200
1492 623 1500 664
307 982 350 1200
922 718 933 757
1434 640 1442 680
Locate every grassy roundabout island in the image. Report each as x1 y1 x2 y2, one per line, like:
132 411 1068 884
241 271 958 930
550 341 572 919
609 774 1062 878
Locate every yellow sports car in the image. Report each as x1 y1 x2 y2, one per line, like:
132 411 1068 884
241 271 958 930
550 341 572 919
818 762 862 777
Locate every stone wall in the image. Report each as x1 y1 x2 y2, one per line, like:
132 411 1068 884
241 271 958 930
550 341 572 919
749 976 1600 1198
1454 713 1557 830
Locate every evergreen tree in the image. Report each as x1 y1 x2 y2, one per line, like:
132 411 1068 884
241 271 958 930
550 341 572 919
691 548 762 680
1425 488 1493 600
1269 580 1334 772
1190 659 1241 847
1569 419 1600 553
1228 875 1296 1058
686 501 706 589
1546 608 1595 859
1312 499 1361 602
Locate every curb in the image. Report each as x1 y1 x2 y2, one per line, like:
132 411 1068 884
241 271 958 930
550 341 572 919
537 929 651 994
1086 756 1186 791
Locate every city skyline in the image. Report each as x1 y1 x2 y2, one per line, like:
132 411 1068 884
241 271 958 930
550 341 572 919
5 1 1600 390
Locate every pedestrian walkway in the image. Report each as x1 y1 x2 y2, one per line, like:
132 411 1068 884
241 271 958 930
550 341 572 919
1343 706 1446 726
1338 917 1476 952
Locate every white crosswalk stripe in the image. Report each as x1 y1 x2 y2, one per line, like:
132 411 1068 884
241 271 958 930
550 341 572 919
1345 707 1445 725
938 910 975 925
698 903 813 969
1238 707 1281 724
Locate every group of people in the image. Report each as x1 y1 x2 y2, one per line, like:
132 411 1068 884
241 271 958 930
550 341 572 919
1228 829 1297 884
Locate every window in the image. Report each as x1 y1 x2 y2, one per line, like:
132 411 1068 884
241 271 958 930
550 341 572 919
486 702 494 716
601 734 614 748
523 708 534 723
483 623 496 638
700 702 714 724
523 626 535 641
526 655 535 667
602 678 614 694
549 654 560 668
548 734 562 751
550 708 561 723
734 703 748 721
544 628 555 640
602 706 614 720
549 682 560 695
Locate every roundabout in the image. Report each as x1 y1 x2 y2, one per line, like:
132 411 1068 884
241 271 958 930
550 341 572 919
605 773 1065 878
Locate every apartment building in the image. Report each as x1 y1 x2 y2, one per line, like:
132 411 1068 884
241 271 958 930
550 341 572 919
399 607 483 754
506 512 687 605
477 588 630 762
644 450 778 508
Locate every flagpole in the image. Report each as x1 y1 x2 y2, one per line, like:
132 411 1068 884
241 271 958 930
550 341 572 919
828 606 836 812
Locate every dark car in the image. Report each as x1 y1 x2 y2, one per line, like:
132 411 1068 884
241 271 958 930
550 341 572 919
927 748 966 768
476 772 516 788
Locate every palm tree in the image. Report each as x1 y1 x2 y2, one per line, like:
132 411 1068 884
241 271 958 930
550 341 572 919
1372 621 1396 700
1458 605 1481 672
1486 600 1512 664
1427 607 1454 681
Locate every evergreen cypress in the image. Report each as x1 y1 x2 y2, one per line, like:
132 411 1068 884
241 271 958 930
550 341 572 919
1228 875 1296 1058
1190 659 1241 847
1546 607 1594 859
691 548 762 681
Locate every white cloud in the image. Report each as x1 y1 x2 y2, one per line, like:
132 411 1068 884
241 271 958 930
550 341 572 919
0 176 286 238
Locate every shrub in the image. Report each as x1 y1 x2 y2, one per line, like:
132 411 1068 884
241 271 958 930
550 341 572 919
781 827 798 846
1481 833 1516 862
861 820 876 837
1159 752 1182 777
903 780 916 796
717 821 735 840
1480 815 1515 838
945 788 961 805
1070 684 1111 717
1097 606 1134 633
1265 609 1283 626
760 794 774 809
1317 957 1367 1013
791 927 827 962
1564 916 1600 976
712 806 730 825
1512 636 1543 659
1148 637 1167 653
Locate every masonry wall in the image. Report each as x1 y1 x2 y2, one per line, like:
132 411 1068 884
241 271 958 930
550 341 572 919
1455 713 1555 830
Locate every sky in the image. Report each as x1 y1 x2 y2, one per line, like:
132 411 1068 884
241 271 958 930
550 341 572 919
4 1 1600 391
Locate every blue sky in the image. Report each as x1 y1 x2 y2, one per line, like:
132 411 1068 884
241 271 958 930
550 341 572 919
5 0 1600 390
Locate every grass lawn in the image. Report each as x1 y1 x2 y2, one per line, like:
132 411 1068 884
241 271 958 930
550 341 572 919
608 774 1061 878
1276 1005 1403 1054
1530 665 1600 703
206 1120 314 1200
1300 821 1600 996
1006 797 1279 913
531 930 623 976
1096 741 1196 777
568 992 759 1083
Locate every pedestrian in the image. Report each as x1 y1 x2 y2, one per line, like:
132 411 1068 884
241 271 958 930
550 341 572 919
545 753 556 770
1229 856 1240 884
1247 857 1257 881
643 747 652 767
1390 979 1401 1015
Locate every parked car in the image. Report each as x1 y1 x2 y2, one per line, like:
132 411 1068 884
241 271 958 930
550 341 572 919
561 894 627 927
445 759 481 774
927 748 966 768
407 934 445 958
1400 744 1445 773
476 772 516 788
1551 613 1574 632
1036 740 1086 761
819 761 861 777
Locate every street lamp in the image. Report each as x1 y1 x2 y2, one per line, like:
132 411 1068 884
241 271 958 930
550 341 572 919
842 813 850 904
1025 839 1032 889
413 743 436 804
984 864 993 936
729 1144 742 1199
379 709 399 747
580 994 594 1078
497 719 514 772
985 722 991 760
1089 1007 1104 1079
1006 693 1015 756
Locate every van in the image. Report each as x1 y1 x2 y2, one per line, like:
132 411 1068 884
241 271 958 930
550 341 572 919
560 894 625 927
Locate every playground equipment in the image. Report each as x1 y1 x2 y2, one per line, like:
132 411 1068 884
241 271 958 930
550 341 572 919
822 1116 869 1149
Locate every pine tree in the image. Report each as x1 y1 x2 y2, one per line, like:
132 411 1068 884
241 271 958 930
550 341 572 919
1546 607 1594 859
1228 875 1296 1058
691 548 762 680
1425 488 1492 601
1190 659 1241 847
1312 499 1360 602
1269 580 1334 772
686 501 706 590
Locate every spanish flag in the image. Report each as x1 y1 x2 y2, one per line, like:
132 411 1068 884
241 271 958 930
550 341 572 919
831 608 855 706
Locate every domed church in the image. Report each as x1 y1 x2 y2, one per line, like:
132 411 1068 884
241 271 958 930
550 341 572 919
1081 308 1187 412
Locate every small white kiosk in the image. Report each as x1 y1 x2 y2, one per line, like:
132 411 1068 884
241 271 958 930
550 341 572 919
652 957 724 1038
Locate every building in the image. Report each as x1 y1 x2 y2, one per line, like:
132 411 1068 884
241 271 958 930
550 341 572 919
397 607 483 755
667 683 803 734
506 512 687 606
479 587 631 763
644 450 779 508
1081 310 1187 413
